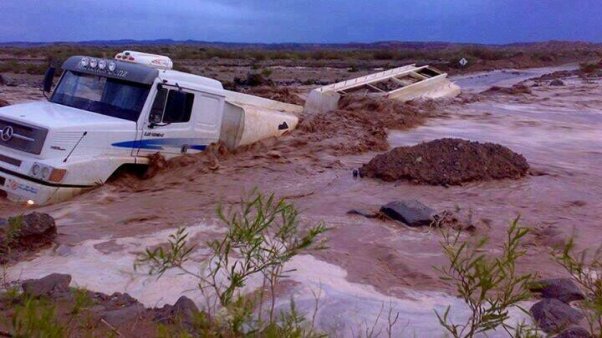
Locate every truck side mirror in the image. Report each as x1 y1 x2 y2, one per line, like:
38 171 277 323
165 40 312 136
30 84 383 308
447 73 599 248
42 67 56 93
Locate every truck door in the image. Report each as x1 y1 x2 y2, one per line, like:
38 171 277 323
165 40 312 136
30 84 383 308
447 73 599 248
137 85 212 157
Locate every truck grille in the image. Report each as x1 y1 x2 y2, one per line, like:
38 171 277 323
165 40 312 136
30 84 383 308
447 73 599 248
0 118 48 155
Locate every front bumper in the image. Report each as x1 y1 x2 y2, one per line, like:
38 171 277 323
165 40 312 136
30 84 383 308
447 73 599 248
0 170 56 204
0 169 86 205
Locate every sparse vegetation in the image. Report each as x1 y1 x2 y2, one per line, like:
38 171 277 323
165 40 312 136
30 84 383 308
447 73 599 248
1 41 601 78
7 296 66 338
435 218 537 338
579 61 601 75
135 190 328 336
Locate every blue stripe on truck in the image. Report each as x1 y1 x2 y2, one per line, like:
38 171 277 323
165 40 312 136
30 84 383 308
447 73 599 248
112 139 207 151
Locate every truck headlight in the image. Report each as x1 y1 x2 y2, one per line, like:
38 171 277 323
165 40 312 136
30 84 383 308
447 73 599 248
32 164 41 176
30 163 67 183
41 167 50 180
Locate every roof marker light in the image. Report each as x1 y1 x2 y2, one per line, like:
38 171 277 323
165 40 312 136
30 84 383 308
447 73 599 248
80 57 90 67
98 59 107 70
108 61 116 72
89 58 98 68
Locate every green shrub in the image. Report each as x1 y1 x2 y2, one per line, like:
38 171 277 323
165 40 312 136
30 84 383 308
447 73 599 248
136 190 328 336
435 218 537 338
9 296 65 338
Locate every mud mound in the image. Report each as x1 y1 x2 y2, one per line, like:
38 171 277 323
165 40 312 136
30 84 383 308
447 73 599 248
359 138 529 185
482 84 532 95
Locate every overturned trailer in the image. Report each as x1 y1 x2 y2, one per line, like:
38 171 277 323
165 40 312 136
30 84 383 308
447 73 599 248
304 64 460 114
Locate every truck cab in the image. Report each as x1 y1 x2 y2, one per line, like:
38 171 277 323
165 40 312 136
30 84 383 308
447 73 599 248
0 51 300 205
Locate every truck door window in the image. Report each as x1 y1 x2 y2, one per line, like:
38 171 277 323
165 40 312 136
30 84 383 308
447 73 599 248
149 88 167 123
149 88 194 124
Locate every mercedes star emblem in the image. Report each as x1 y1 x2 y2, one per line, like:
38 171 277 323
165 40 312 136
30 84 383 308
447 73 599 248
1 126 14 142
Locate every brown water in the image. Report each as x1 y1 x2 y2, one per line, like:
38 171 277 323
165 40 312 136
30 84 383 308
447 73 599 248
2 67 601 336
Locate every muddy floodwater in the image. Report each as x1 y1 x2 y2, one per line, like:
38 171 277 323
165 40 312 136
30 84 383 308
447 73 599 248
2 66 601 336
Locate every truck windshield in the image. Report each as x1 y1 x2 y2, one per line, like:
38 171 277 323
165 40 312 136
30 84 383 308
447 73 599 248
50 71 151 122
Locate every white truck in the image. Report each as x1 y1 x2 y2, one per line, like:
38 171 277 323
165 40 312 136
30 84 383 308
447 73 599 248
0 51 301 205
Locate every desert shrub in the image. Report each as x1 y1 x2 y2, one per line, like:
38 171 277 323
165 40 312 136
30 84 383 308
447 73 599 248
580 62 601 74
553 236 602 336
8 296 65 338
435 218 537 338
136 190 328 336
372 50 396 60
261 68 273 78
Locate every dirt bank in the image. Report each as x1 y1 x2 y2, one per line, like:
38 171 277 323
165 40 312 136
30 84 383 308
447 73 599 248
359 138 530 185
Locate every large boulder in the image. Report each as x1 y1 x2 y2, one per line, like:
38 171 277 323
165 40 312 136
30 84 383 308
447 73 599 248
18 212 56 238
529 278 585 303
154 296 199 328
530 298 585 333
22 273 71 298
380 200 435 227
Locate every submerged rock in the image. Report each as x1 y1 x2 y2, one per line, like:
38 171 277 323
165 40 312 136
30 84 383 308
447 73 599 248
22 273 71 298
380 200 435 227
550 79 566 86
529 278 585 303
530 298 584 333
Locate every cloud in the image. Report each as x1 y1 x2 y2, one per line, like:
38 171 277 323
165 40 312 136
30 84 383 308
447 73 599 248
0 0 601 43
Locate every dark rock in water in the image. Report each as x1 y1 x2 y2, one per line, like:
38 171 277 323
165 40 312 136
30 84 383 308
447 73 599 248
529 278 585 303
102 303 145 327
154 296 199 328
22 273 71 298
550 79 566 86
556 326 592 338
0 99 9 107
380 200 435 227
530 298 584 333
18 212 56 238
